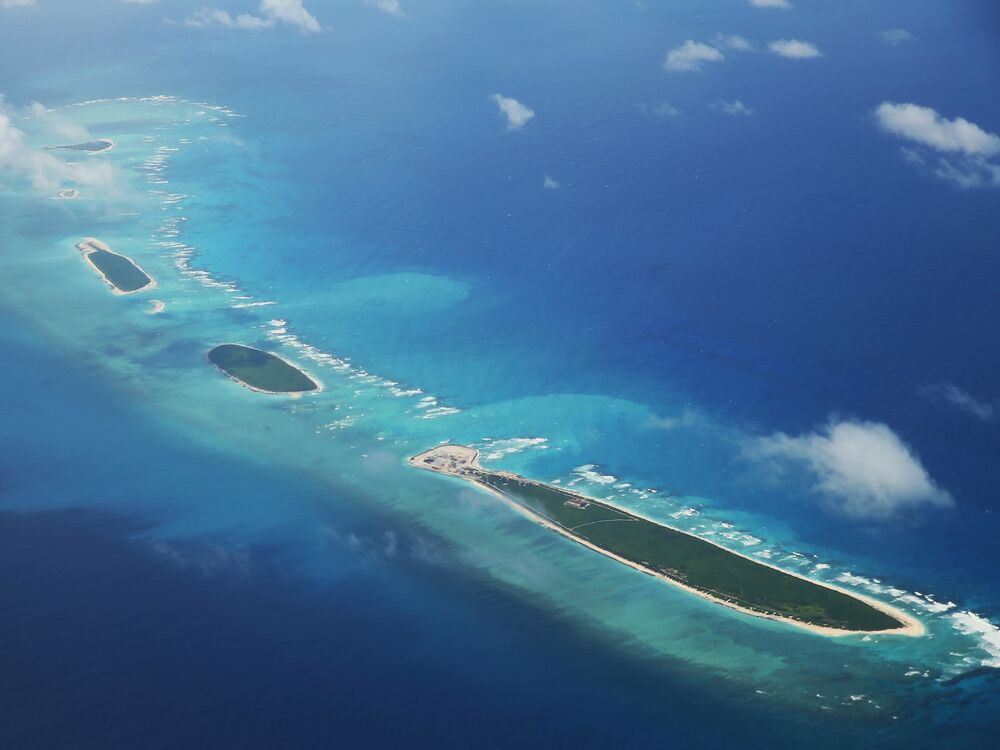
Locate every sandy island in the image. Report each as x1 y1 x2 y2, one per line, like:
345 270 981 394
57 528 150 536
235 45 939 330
147 300 166 314
409 445 924 639
76 238 157 295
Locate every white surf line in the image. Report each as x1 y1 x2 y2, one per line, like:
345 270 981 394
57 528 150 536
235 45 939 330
107 95 464 422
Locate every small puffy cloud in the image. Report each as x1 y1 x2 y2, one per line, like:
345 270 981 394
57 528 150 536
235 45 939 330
636 101 681 118
23 102 90 141
712 33 753 51
2 0 35 7
542 175 561 189
750 0 791 8
366 0 403 16
664 40 725 72
646 409 701 430
185 0 320 33
878 29 915 46
260 0 320 32
753 419 953 518
919 384 994 422
875 102 1000 188
713 99 753 116
491 94 534 130
653 102 681 117
768 39 822 59
185 7 273 29
123 0 159 5
0 98 116 192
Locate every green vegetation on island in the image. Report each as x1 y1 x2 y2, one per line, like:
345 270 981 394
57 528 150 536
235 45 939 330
76 239 155 294
46 139 114 153
480 474 903 632
410 446 918 635
87 248 154 293
207 344 319 394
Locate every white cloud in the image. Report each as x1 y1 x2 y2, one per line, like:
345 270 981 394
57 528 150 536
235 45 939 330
185 0 320 33
23 102 90 142
875 102 1000 188
877 29 915 46
652 102 681 118
713 99 753 116
919 384 994 422
542 175 561 189
491 94 534 130
260 0 320 33
768 39 822 59
750 0 791 8
712 33 753 51
647 409 701 430
753 419 953 518
0 98 116 192
2 0 35 7
931 157 1000 189
123 0 159 5
664 40 725 72
653 102 681 117
185 7 273 29
366 0 403 17
875 102 1000 156
663 35 753 72
636 101 681 118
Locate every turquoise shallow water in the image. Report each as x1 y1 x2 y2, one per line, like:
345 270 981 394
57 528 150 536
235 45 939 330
0 91 995 725
1 0 999 746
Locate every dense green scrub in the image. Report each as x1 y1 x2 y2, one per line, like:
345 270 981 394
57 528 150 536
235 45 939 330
87 249 153 293
48 140 112 152
208 344 318 394
479 474 902 632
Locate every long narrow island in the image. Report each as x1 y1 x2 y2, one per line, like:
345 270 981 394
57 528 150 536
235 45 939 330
46 138 114 153
207 343 321 395
409 445 924 637
76 238 156 294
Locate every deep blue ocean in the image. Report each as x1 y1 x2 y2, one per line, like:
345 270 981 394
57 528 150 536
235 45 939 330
1 0 999 747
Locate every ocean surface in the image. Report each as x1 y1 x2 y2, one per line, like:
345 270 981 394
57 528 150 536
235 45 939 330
1 0 999 747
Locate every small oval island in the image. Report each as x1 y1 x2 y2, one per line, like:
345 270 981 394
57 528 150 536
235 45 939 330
77 238 156 294
207 343 320 395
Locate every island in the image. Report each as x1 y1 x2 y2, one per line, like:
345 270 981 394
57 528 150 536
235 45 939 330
76 238 156 294
46 138 114 153
207 343 321 395
409 445 924 637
